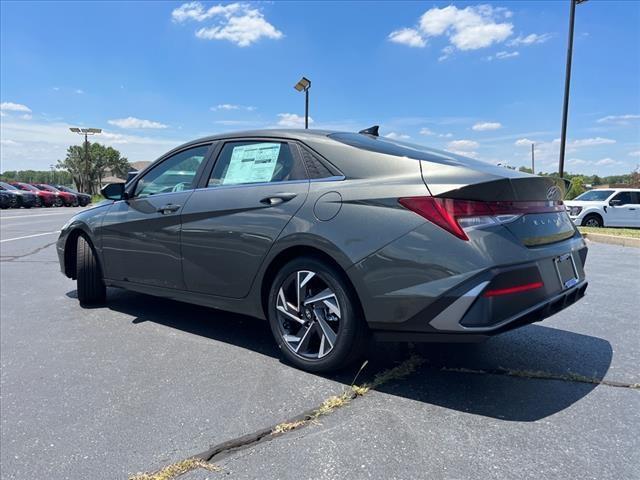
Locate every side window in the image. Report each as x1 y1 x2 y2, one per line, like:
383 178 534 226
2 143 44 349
611 192 633 206
298 145 336 179
135 145 209 197
208 141 306 187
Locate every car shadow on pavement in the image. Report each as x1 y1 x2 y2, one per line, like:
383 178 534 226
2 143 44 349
86 288 613 423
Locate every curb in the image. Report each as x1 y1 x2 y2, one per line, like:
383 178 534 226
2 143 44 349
582 232 640 248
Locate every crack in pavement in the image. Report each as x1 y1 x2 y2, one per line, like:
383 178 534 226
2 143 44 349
129 353 638 479
0 241 57 262
438 365 640 389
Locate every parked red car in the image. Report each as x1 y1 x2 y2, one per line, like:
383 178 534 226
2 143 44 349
32 184 78 206
10 182 59 207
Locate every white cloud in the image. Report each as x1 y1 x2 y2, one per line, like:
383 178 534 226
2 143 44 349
0 139 19 146
595 157 621 166
390 5 513 56
568 137 616 148
276 113 313 128
447 139 479 150
449 149 479 158
75 89 85 94
629 150 640 157
107 116 169 129
211 103 256 111
487 50 519 61
384 132 410 140
567 158 589 165
596 114 640 125
420 127 453 137
0 120 184 170
472 121 502 131
172 2 283 47
388 28 426 48
507 33 552 46
514 138 534 146
1 102 32 113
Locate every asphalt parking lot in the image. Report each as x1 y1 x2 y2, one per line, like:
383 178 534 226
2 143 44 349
1 207 639 479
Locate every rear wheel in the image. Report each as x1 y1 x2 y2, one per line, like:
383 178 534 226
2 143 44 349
267 256 367 372
582 214 603 227
76 236 106 306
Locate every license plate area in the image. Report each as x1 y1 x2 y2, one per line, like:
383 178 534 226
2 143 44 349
554 253 579 290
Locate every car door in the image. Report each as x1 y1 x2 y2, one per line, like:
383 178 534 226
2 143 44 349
99 144 212 289
181 139 309 297
606 191 636 227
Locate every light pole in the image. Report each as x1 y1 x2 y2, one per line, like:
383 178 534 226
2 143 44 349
69 127 101 192
50 164 55 184
531 143 535 175
294 76 311 129
558 0 588 178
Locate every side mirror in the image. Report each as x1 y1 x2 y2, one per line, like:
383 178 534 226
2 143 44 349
609 199 621 207
101 182 127 200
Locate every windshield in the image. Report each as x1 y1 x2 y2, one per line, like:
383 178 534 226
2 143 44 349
574 190 614 201
0 182 18 190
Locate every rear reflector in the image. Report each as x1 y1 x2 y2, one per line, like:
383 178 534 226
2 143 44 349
483 281 544 297
398 196 565 241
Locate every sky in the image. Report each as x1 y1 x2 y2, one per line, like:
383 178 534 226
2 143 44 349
1 1 639 176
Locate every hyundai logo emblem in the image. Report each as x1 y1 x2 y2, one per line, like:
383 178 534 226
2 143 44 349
546 186 562 201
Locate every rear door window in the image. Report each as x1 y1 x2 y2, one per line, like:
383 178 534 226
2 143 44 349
208 141 306 187
611 192 633 205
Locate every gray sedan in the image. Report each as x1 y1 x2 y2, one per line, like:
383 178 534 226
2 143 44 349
57 128 588 372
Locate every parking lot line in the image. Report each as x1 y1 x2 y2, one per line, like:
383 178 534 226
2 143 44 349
0 230 61 243
0 212 77 220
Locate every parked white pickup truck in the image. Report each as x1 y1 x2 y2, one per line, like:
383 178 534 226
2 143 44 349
565 188 640 228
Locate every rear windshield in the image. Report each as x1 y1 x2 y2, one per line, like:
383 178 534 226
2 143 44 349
0 182 18 190
328 132 489 167
574 190 614 201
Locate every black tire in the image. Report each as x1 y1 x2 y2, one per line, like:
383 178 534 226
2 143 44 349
76 236 106 306
267 256 368 372
582 214 603 227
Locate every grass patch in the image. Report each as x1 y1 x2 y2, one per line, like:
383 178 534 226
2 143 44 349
578 226 640 239
129 458 221 480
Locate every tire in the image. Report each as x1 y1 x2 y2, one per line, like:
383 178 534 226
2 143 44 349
582 214 603 228
267 256 368 372
76 235 106 306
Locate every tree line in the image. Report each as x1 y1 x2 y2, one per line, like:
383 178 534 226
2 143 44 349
0 142 130 194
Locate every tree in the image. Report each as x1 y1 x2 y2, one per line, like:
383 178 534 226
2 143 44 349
566 176 586 200
57 142 129 194
518 166 533 174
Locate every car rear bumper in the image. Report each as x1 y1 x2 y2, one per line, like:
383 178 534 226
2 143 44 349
372 279 587 342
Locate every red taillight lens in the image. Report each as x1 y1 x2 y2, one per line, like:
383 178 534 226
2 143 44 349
398 196 565 241
483 281 544 297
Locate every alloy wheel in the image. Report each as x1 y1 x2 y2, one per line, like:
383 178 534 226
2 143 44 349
585 218 601 227
275 270 341 360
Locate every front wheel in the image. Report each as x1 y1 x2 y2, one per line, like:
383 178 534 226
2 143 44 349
76 236 106 306
582 214 603 228
267 256 368 372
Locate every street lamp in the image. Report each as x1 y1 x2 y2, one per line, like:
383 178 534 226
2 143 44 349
294 76 311 129
50 164 56 184
558 0 588 178
69 127 102 192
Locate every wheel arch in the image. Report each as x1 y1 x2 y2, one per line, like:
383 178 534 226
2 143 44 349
63 227 101 279
259 244 364 322
581 210 604 227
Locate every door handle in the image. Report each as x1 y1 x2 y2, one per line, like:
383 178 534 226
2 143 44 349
629 208 636 210
157 204 181 214
260 193 297 205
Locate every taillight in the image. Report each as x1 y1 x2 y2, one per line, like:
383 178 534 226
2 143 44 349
398 196 565 241
483 281 544 297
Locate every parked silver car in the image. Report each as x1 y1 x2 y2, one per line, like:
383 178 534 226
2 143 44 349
57 128 588 372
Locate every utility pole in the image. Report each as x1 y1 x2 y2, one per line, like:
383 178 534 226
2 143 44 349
69 127 101 193
531 143 535 175
558 0 588 178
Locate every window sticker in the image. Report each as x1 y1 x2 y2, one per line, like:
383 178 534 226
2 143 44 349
222 143 281 185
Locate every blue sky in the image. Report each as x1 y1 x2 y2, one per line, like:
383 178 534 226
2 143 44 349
1 1 639 175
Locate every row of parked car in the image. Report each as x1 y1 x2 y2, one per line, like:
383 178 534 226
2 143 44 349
0 182 91 209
